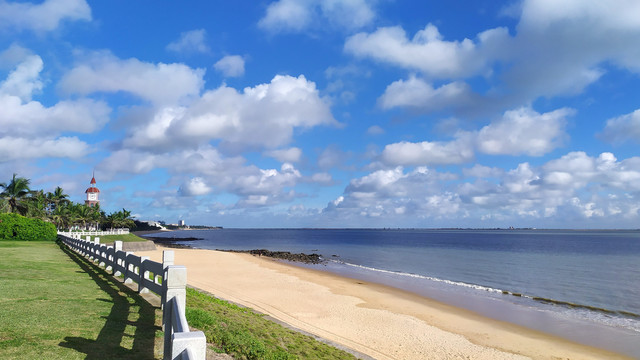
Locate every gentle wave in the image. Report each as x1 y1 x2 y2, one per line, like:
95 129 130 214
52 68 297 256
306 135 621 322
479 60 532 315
332 260 640 324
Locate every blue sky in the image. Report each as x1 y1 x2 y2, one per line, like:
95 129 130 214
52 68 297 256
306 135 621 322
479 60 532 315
1 0 639 228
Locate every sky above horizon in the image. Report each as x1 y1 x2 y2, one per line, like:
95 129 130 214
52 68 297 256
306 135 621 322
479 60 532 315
1 0 640 228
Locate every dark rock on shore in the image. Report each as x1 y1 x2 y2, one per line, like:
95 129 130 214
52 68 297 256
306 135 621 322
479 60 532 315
226 249 324 264
143 236 203 249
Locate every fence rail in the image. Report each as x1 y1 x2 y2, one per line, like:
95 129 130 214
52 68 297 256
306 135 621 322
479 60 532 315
58 228 130 237
59 234 206 360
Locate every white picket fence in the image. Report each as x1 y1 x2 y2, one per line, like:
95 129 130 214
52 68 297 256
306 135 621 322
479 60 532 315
58 228 130 237
58 234 206 360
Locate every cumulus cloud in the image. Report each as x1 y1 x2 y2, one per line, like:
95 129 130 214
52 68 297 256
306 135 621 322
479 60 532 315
327 166 462 220
259 0 375 33
381 137 475 166
381 106 572 167
345 24 509 79
310 172 333 184
98 145 309 209
0 136 89 161
378 76 475 111
0 94 110 137
59 51 205 105
600 108 640 144
166 29 209 54
0 0 91 32
346 1 640 113
122 74 337 152
0 54 43 101
265 147 302 163
326 151 640 227
0 53 107 161
178 177 212 196
214 55 245 77
476 107 573 156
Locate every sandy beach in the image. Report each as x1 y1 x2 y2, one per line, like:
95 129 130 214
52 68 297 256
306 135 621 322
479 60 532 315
137 246 630 360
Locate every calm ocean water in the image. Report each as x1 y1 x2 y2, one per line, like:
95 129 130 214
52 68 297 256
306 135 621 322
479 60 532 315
148 228 640 356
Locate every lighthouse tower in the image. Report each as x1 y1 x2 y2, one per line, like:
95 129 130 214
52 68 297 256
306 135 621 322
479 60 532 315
85 174 100 207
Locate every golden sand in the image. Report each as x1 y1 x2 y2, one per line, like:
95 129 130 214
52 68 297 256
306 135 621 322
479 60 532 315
137 246 630 360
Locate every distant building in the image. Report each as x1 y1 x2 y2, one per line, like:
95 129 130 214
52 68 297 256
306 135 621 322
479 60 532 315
84 174 100 207
178 219 185 227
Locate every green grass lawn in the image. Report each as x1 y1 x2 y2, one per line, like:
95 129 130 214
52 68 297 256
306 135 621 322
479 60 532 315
0 241 161 359
96 233 149 243
1 240 360 360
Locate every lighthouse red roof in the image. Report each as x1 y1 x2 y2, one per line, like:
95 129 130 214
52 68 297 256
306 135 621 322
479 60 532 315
90 176 96 184
85 187 100 193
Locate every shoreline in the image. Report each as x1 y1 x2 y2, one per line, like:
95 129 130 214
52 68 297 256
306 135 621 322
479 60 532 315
137 246 631 360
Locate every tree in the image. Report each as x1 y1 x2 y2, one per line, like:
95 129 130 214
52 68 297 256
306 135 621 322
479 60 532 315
0 174 32 215
25 190 47 219
106 208 135 229
46 186 69 214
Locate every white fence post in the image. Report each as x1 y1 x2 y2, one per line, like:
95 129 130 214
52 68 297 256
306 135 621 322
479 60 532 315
164 265 187 358
162 250 174 313
172 331 206 360
139 256 150 294
114 241 123 276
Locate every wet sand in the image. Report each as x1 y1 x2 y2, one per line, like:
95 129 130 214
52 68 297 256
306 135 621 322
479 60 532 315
137 246 630 360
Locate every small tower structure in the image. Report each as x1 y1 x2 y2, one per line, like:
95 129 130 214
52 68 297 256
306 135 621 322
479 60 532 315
85 173 100 207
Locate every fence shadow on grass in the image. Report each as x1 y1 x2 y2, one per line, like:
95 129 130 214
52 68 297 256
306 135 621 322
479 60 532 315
58 243 160 360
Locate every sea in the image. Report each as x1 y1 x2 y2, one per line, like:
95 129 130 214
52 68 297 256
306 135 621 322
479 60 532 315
147 228 640 357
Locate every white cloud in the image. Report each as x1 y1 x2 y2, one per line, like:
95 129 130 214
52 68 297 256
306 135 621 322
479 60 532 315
166 29 209 54
476 107 573 156
0 0 91 32
600 108 640 144
380 106 572 167
378 76 475 111
0 95 110 137
0 54 110 142
463 164 504 179
345 24 509 79
179 177 212 196
381 138 474 166
123 74 337 152
310 172 333 184
324 151 640 227
366 125 384 135
501 0 640 98
265 147 302 163
233 163 301 196
0 54 42 101
99 149 158 175
0 44 33 69
0 136 90 161
259 0 375 33
59 51 205 105
214 55 245 77
346 1 640 113
98 146 309 209
326 166 462 220
259 0 311 32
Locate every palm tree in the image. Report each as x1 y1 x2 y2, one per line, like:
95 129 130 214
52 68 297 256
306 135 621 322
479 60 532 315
51 204 72 230
107 208 135 229
0 174 32 215
46 186 69 214
26 190 47 219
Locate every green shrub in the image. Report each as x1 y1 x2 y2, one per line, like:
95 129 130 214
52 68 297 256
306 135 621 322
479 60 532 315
0 213 57 241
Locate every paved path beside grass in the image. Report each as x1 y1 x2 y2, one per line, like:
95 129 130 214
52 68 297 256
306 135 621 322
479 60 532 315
0 241 162 359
